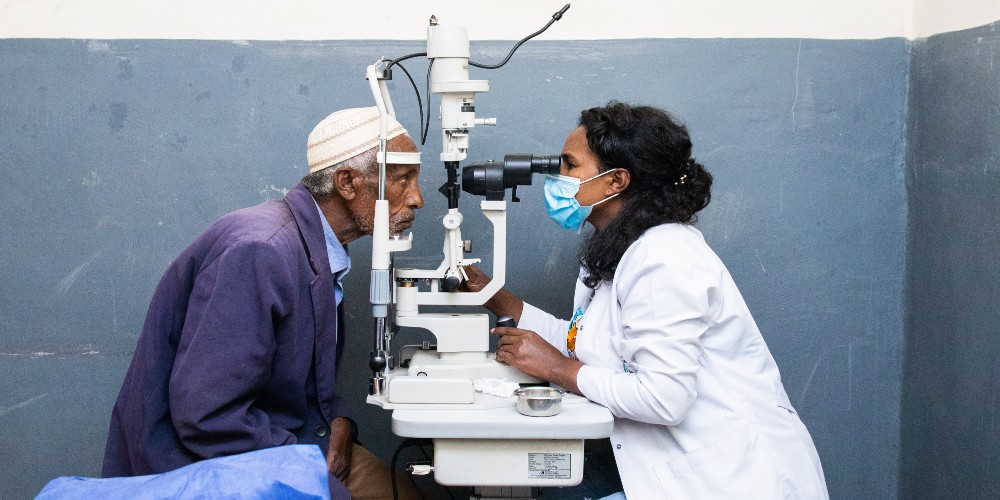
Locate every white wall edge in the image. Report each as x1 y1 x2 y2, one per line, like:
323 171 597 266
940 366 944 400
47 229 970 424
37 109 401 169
1 1 998 41
911 1 1000 39
1 1 911 41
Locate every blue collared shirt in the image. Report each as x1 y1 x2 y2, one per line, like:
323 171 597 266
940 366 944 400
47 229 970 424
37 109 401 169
313 200 351 308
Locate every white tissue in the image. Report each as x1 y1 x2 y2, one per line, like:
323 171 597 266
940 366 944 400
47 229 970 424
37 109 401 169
472 378 520 398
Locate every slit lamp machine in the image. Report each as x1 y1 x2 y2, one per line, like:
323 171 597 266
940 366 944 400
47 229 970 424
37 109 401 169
362 4 613 497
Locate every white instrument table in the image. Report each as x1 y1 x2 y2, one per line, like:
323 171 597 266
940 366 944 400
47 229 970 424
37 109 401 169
391 396 613 487
392 395 614 439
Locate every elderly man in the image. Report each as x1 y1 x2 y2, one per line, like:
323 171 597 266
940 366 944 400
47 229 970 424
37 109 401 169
102 107 423 499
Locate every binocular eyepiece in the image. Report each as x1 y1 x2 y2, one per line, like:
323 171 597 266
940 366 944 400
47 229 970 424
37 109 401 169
461 154 561 201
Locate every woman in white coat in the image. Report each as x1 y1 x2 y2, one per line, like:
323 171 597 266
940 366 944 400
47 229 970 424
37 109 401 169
468 102 829 499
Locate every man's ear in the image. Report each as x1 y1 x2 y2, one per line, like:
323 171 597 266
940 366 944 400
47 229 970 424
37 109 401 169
608 168 631 195
333 168 362 201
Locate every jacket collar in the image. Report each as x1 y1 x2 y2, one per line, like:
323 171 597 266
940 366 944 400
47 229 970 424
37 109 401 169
285 184 330 276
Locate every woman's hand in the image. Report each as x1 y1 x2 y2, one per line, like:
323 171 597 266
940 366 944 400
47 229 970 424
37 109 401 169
460 264 492 293
493 327 582 394
460 265 525 323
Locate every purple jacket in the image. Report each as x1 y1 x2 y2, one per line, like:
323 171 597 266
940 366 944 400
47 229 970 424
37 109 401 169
103 185 351 497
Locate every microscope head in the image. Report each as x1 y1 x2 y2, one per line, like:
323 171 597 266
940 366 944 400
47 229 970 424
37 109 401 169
461 153 561 202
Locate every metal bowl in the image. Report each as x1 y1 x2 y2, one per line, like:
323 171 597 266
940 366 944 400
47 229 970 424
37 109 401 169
514 386 565 417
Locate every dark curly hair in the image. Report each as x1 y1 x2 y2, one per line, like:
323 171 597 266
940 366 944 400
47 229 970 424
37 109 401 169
578 101 713 289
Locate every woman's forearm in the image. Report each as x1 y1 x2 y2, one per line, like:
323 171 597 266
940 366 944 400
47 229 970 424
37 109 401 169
548 357 583 395
484 288 525 323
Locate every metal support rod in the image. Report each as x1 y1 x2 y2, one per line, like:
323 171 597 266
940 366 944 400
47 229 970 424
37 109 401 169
370 316 388 396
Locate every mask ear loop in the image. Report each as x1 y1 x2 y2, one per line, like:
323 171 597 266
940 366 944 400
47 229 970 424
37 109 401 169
586 169 625 209
585 168 627 206
579 168 619 185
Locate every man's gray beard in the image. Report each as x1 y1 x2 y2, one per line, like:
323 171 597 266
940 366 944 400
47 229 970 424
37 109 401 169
352 208 413 236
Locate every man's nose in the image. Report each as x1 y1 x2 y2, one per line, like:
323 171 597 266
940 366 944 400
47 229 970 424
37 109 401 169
410 183 424 209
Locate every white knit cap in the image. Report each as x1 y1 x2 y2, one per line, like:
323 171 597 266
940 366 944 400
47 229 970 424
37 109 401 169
307 107 408 173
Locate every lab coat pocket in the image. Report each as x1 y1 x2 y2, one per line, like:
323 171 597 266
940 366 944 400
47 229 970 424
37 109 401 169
653 428 784 500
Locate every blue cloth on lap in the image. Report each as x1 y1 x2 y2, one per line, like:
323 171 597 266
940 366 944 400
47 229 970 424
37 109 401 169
37 445 331 500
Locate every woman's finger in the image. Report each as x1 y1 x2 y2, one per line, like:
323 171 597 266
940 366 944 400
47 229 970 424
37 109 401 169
494 348 509 364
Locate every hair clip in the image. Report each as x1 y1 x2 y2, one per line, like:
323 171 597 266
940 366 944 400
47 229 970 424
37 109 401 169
674 174 688 186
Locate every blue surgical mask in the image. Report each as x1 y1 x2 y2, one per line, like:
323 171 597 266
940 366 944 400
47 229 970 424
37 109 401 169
543 169 621 234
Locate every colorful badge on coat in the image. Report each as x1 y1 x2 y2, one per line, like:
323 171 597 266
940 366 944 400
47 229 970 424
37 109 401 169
567 307 584 355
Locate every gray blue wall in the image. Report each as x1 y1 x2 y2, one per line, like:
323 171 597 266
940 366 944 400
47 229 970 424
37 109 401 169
0 38 909 498
901 23 1000 499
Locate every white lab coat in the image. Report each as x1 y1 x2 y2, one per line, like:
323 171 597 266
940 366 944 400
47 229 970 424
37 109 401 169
519 224 829 500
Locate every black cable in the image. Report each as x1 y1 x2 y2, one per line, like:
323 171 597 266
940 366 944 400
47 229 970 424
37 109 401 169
415 444 456 500
421 59 434 145
469 3 571 70
392 61 425 146
381 4 571 145
409 471 428 500
386 52 427 70
391 438 432 500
